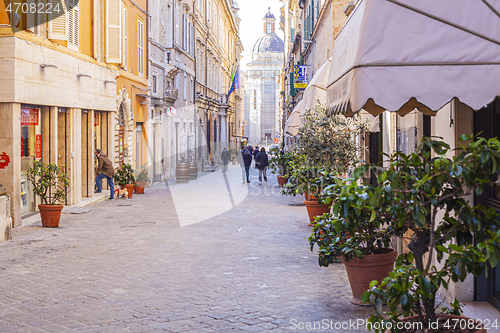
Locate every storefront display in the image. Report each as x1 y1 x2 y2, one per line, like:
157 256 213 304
20 106 42 214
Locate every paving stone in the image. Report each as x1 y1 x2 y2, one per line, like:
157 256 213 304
1 170 375 332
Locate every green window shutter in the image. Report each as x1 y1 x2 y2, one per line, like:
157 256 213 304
290 71 296 96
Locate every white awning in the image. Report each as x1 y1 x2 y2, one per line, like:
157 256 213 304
302 58 332 114
327 0 500 116
284 100 303 136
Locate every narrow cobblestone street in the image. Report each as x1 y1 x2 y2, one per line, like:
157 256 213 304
0 167 375 332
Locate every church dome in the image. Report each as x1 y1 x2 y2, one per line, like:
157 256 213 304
251 33 284 54
264 12 275 19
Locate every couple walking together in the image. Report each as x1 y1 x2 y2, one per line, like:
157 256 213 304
239 146 269 185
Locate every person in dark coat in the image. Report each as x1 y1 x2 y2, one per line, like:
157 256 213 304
94 149 115 199
242 147 253 183
255 147 269 185
252 146 259 162
221 148 230 172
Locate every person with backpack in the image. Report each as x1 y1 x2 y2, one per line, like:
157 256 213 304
255 147 269 185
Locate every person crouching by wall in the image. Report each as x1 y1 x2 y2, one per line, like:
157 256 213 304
94 149 115 200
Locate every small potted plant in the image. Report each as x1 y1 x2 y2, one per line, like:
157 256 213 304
134 164 150 194
356 135 500 332
269 151 295 187
25 160 70 227
115 163 135 198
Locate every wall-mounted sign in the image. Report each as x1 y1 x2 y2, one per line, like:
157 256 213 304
0 152 10 169
94 113 100 127
35 134 42 159
294 65 308 89
21 108 40 126
166 106 177 117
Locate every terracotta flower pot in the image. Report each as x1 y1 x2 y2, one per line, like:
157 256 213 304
304 199 331 224
391 314 486 333
38 204 64 228
277 175 288 187
135 181 147 194
121 184 134 198
341 248 398 306
304 192 317 200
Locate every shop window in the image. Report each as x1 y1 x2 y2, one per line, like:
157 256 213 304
20 107 42 214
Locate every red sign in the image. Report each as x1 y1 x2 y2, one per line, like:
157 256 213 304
0 152 10 169
21 136 25 156
94 113 100 127
35 134 42 159
273 137 279 144
166 107 177 116
21 108 40 126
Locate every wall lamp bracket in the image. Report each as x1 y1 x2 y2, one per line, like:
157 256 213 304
77 74 91 78
104 80 116 84
40 64 58 69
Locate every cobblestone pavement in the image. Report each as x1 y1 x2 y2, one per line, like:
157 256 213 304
0 168 375 332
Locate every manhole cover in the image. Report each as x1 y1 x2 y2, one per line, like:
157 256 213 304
117 204 132 207
289 203 305 206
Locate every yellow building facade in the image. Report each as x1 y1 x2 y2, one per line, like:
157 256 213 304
0 0 147 229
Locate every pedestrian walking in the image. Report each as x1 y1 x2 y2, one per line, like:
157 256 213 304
94 149 115 200
255 147 269 185
242 147 252 183
252 146 259 161
221 148 230 172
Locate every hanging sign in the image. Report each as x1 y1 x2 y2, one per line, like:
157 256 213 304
166 106 177 117
21 108 40 126
294 65 308 89
94 113 100 126
35 134 42 159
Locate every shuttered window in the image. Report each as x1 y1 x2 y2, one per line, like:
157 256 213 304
106 0 121 63
27 0 35 32
48 0 68 40
123 6 127 68
93 0 100 59
68 0 79 50
138 19 144 76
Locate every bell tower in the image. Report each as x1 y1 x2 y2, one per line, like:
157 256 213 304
263 8 276 34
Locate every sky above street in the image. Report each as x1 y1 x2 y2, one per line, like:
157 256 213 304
237 0 285 70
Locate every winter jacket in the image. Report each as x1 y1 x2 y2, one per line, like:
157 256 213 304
96 153 115 177
252 149 259 159
221 150 230 164
255 152 269 170
242 150 252 167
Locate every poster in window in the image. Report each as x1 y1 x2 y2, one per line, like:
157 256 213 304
35 134 42 159
21 108 40 126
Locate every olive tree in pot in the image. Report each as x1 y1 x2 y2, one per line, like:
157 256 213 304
115 163 135 198
358 136 500 332
309 176 398 305
26 160 70 227
293 103 369 221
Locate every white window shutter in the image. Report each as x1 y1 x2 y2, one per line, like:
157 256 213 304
48 0 68 40
27 0 35 32
93 0 100 59
106 0 122 63
68 0 79 49
122 7 127 67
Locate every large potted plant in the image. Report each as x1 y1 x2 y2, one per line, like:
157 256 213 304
309 176 398 305
115 163 135 198
134 164 150 194
25 160 70 227
291 103 369 222
356 136 500 332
